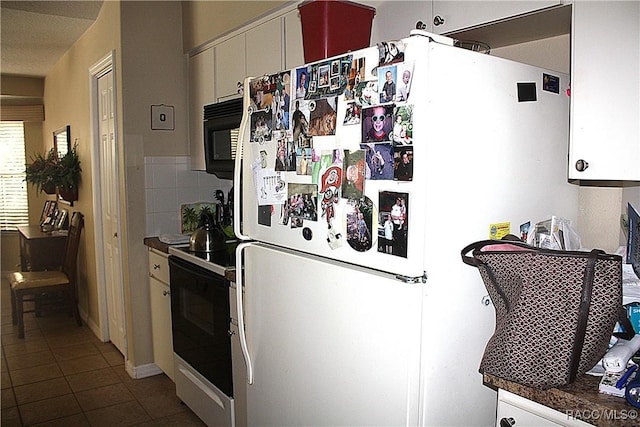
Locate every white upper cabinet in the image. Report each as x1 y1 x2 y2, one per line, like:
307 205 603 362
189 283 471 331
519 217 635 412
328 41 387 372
431 1 560 34
214 34 246 101
569 0 640 181
189 48 215 171
246 18 283 79
188 7 304 171
284 9 304 69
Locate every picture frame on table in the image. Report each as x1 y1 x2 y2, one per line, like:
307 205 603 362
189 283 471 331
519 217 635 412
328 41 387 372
55 209 69 230
40 200 58 227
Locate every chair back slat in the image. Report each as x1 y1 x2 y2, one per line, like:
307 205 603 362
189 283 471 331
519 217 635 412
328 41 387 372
62 212 84 283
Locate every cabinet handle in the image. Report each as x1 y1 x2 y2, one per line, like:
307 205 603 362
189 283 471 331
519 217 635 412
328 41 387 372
575 159 589 172
162 290 170 297
153 264 160 270
499 417 516 427
228 330 236 336
433 15 445 26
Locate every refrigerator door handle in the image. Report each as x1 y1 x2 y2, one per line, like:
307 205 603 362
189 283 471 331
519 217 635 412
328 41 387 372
234 76 254 241
235 242 254 384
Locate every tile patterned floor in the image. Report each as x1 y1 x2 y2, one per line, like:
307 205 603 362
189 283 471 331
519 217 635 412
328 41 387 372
1 275 206 426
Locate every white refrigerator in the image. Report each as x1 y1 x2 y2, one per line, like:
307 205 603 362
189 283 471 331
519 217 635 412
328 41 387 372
233 30 578 426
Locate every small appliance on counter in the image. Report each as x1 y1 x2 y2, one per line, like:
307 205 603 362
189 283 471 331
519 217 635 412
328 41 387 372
189 213 226 253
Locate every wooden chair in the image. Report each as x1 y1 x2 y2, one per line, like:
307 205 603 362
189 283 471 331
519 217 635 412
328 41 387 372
7 212 84 338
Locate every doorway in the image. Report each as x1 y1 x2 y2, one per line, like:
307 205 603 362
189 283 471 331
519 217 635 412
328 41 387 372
89 52 127 356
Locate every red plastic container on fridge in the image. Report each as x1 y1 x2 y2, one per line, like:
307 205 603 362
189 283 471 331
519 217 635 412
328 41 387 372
298 0 376 63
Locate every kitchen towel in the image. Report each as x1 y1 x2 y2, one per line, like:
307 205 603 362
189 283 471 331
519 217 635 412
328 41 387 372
159 233 190 245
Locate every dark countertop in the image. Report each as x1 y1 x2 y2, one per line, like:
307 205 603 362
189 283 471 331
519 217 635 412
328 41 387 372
143 237 172 254
485 373 640 426
144 237 237 282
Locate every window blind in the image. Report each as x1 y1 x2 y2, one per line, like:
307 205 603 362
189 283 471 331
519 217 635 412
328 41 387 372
0 122 29 231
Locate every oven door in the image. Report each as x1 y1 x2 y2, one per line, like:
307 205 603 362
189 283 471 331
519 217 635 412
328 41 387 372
168 255 233 397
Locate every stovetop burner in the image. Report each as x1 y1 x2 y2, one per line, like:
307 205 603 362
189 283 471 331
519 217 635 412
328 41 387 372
175 245 236 266
168 241 237 277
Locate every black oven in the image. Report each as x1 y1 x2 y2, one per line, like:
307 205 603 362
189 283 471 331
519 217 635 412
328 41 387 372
204 97 243 180
168 255 233 397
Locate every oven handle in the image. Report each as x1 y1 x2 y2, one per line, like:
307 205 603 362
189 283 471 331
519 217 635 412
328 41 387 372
235 241 254 384
233 76 253 242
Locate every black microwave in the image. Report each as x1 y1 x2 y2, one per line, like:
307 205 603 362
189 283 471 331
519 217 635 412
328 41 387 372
204 98 243 180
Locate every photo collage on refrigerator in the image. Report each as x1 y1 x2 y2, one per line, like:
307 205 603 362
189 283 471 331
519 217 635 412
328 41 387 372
247 39 415 258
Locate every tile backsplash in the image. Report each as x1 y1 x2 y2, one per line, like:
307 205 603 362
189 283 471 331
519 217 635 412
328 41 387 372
144 156 232 237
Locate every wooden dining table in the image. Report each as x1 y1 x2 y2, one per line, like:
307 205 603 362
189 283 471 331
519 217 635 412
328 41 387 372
16 225 67 271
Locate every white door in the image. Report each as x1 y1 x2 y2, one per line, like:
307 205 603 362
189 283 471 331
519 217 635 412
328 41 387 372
237 243 423 426
97 70 126 354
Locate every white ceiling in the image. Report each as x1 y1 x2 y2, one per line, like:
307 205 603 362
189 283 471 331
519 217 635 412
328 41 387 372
1 1 104 78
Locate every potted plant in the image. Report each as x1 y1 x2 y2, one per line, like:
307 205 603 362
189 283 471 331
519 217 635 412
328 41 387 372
25 148 58 194
56 142 81 202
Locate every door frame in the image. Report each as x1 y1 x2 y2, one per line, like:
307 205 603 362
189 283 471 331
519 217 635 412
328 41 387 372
88 51 128 357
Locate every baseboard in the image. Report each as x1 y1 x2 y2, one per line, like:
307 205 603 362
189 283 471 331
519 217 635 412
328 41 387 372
78 305 107 342
126 360 163 379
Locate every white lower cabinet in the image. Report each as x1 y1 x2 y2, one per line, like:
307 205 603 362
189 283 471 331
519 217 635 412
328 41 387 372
148 248 174 381
497 390 590 427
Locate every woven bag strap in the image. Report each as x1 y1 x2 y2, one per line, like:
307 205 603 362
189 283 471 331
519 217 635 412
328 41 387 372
569 248 604 383
461 237 533 267
461 238 533 312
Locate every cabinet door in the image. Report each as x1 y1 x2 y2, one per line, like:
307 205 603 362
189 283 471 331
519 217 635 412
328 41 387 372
569 1 640 180
150 276 174 381
246 17 283 78
284 10 304 69
189 48 215 171
215 34 246 100
432 1 559 34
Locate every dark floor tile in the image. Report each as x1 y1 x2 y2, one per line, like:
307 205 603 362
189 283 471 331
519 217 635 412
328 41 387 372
3 339 50 357
137 391 188 419
51 342 100 362
45 330 98 349
57 354 109 376
1 386 16 408
94 341 121 355
2 317 38 335
1 405 22 427
10 362 63 387
31 412 90 427
134 409 207 426
2 328 44 346
110 365 136 385
13 377 72 405
84 400 151 427
101 350 124 367
18 393 81 425
75 382 135 412
1 313 15 326
5 349 56 371
1 370 13 389
122 373 175 401
65 367 121 393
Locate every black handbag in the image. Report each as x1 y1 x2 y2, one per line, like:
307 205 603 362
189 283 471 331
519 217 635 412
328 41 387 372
461 238 622 389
